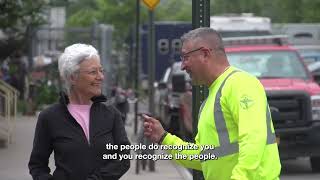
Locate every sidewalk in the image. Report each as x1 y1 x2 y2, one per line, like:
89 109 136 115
121 152 191 180
0 100 192 180
0 116 36 180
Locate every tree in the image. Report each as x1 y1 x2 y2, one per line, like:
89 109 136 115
66 0 142 46
155 0 192 21
66 0 193 47
301 0 320 23
0 0 48 60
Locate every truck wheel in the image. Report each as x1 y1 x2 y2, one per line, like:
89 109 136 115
310 156 320 172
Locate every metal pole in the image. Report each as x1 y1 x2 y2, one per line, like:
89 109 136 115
91 21 98 48
148 13 155 116
192 0 210 180
100 25 107 95
27 26 34 71
134 0 140 135
147 9 156 172
99 24 113 96
129 25 134 88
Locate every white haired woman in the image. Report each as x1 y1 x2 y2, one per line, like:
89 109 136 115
28 44 130 180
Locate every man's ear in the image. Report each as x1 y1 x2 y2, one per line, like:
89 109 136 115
205 48 214 58
202 49 212 63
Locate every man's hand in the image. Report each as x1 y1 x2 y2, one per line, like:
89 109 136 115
142 114 166 143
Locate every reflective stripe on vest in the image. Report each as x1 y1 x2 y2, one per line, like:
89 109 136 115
198 99 207 120
266 105 276 144
200 70 276 162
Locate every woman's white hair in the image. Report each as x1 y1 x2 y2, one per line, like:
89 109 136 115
58 43 100 94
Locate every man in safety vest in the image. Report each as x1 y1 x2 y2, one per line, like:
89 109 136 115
143 27 281 180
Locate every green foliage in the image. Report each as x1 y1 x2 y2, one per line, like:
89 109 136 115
17 99 28 114
269 0 303 23
65 0 320 48
66 0 192 47
0 0 48 60
18 79 59 114
66 0 139 46
301 0 320 22
35 81 59 110
95 0 138 42
0 0 48 30
66 0 97 17
67 9 97 27
156 0 192 21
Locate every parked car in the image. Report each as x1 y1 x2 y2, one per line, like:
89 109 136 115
307 61 320 85
295 45 320 84
179 35 320 172
294 45 320 65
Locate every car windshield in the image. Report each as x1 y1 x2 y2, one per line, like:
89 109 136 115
227 51 308 79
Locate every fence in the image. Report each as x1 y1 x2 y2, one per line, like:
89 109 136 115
0 79 19 147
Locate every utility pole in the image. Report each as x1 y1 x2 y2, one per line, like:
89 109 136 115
192 1 210 180
142 0 160 172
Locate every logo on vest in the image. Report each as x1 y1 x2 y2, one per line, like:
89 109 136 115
240 95 254 110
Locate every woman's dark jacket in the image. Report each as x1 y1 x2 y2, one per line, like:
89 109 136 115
28 93 130 180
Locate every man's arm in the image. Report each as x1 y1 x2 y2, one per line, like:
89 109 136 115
226 74 268 180
143 115 202 171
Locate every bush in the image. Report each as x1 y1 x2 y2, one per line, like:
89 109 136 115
35 81 59 111
17 99 28 115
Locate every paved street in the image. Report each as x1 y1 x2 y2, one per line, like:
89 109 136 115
0 111 320 180
281 158 320 180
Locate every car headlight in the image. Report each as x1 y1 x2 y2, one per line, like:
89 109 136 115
311 95 320 121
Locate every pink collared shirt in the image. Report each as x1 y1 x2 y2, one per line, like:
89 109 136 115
67 104 92 142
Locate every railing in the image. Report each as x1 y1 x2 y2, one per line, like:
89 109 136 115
0 79 19 147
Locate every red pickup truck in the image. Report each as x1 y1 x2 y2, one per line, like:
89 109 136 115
179 36 320 172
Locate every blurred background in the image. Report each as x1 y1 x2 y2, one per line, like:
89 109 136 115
1 0 319 114
1 0 320 180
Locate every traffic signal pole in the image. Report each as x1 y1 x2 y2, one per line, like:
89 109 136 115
192 0 210 180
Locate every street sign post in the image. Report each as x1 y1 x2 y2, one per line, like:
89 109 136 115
142 0 159 172
134 0 140 135
192 1 210 180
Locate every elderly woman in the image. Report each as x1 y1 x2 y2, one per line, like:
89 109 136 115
28 44 130 180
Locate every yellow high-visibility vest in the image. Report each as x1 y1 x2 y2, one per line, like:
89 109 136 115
162 66 281 180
